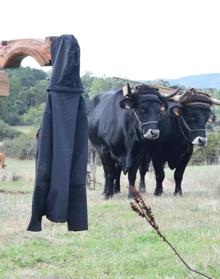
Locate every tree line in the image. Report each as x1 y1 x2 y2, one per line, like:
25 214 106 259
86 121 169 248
0 68 124 126
1 67 220 163
1 67 220 126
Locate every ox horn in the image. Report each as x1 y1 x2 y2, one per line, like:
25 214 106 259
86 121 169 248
210 97 220 106
122 83 132 96
170 89 189 102
162 88 180 99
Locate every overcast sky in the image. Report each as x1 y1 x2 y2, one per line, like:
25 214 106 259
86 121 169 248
1 0 220 80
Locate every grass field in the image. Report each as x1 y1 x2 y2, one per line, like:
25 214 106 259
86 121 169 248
0 159 220 279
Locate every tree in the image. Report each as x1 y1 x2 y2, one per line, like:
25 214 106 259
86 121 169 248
0 67 48 125
87 76 124 99
21 103 45 126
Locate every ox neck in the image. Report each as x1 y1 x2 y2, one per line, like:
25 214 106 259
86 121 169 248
164 115 189 144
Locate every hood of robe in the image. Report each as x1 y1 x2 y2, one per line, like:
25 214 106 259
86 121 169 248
47 34 83 94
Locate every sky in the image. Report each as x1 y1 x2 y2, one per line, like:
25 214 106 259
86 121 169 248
1 0 220 80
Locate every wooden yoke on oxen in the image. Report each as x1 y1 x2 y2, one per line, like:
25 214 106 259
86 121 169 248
0 37 53 96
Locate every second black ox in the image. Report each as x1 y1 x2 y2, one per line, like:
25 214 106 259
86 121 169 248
139 88 220 196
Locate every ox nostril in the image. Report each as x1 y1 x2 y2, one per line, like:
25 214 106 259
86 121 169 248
143 129 160 139
150 129 159 136
193 137 207 146
151 130 160 138
199 137 206 145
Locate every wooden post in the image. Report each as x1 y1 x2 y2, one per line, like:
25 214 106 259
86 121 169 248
0 71 9 96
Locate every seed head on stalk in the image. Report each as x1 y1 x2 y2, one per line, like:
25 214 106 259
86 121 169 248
129 187 214 279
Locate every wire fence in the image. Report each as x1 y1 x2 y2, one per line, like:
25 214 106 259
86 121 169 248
1 144 220 189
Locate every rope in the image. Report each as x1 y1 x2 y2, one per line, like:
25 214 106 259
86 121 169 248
132 109 158 129
178 116 205 143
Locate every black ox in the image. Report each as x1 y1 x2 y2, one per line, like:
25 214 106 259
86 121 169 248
138 88 220 196
88 84 178 199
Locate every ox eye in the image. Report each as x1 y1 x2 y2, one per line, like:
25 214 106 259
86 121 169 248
141 108 147 113
160 106 165 112
190 117 196 121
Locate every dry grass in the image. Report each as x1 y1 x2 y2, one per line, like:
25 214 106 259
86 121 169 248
0 161 220 278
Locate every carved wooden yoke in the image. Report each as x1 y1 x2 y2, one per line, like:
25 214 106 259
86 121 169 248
0 37 52 96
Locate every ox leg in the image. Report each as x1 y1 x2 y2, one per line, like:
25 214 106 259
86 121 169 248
139 170 146 193
114 165 121 194
106 173 115 199
100 156 108 195
174 167 184 196
174 151 192 196
100 155 116 199
139 154 151 193
128 162 140 198
153 160 165 196
102 169 108 195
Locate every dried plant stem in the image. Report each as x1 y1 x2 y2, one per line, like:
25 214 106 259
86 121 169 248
130 188 214 279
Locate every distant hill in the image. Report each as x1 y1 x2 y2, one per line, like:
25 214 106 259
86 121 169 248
166 73 220 89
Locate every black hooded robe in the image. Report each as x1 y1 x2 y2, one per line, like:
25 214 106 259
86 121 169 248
27 34 88 232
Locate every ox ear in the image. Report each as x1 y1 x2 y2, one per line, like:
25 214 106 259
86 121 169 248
160 105 166 112
122 83 132 96
119 97 133 110
171 106 182 117
208 112 216 123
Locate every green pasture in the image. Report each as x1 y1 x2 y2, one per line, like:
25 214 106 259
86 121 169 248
0 160 219 279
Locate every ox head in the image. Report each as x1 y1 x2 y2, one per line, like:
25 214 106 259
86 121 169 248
170 88 220 146
119 83 179 140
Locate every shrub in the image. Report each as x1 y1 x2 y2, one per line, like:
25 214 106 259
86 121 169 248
191 132 220 165
2 134 36 159
0 120 21 141
21 103 45 126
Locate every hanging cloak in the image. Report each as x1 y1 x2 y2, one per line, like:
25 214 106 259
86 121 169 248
27 34 88 232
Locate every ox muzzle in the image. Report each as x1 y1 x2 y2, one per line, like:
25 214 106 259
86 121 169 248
143 127 160 140
178 116 207 146
132 110 160 140
192 136 207 146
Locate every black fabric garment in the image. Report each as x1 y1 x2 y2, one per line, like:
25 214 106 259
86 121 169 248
27 34 88 232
